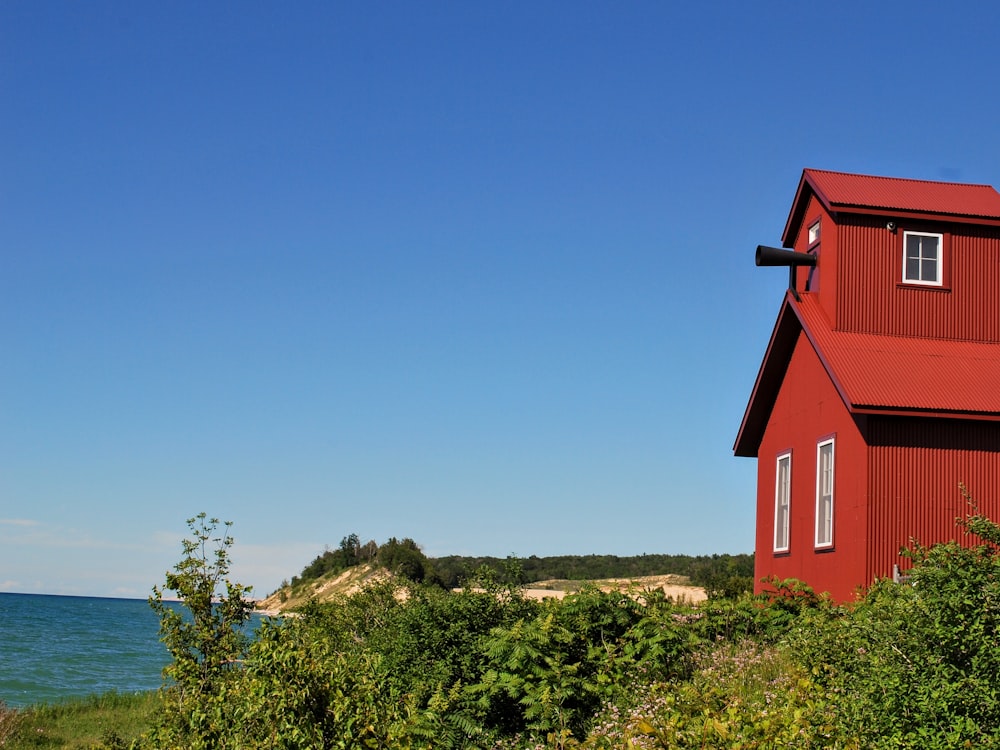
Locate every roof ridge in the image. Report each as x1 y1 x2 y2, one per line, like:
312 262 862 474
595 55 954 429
803 167 994 190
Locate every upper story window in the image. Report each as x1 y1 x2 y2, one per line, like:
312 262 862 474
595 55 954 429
902 231 943 286
807 220 821 246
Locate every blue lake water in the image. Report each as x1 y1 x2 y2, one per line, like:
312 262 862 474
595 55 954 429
0 592 264 708
0 592 169 707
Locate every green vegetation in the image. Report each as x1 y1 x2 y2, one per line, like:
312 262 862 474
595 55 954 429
294 533 378 585
3 692 159 750
10 500 1000 748
282 535 439 604
1 701 22 747
145 514 255 749
284 532 753 599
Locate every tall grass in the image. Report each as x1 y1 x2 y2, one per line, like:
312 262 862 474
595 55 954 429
4 691 160 750
0 701 22 748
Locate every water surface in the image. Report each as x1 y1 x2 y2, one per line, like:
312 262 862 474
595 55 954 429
0 592 172 707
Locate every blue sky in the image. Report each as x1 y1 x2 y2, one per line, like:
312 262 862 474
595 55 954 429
3 2 1000 598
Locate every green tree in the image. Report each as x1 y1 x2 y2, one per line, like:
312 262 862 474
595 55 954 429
339 532 361 566
148 514 255 747
297 532 370 583
379 536 436 584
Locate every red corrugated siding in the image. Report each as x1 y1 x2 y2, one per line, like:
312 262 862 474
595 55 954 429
788 196 839 325
836 218 1000 341
866 417 1000 584
754 339 1000 601
952 230 1000 341
837 218 890 335
755 333 867 602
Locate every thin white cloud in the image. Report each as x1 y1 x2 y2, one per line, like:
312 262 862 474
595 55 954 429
0 521 138 552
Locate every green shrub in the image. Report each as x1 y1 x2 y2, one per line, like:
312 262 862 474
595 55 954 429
691 578 831 646
794 501 1000 748
467 588 698 745
583 642 831 749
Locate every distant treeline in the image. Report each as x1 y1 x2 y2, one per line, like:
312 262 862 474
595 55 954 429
433 552 754 594
291 534 754 598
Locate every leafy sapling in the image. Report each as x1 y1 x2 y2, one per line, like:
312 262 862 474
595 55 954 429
149 513 254 698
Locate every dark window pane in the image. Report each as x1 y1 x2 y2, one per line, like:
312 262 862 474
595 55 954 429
922 258 937 281
924 236 939 260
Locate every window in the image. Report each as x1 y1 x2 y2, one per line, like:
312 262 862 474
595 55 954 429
774 452 791 552
902 231 942 286
807 220 821 246
815 439 834 548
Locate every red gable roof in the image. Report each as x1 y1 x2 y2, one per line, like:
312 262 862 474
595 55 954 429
734 293 1000 457
782 169 1000 246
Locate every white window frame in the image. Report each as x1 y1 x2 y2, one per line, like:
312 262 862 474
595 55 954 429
774 452 791 552
815 439 834 548
807 220 821 246
902 231 943 286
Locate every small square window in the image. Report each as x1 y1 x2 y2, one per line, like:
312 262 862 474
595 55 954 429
902 231 942 286
807 220 820 245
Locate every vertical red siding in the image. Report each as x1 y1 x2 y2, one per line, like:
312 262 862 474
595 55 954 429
956 231 1000 341
836 217 1000 342
755 332 868 602
865 417 1000 584
788 197 839 325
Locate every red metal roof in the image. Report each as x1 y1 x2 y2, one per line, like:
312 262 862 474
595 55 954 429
807 169 1000 218
795 294 1000 415
783 169 1000 245
734 292 1000 457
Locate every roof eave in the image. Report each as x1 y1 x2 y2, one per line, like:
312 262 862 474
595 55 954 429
780 170 816 247
849 405 1000 422
733 294 800 457
825 205 1000 228
735 292 863 457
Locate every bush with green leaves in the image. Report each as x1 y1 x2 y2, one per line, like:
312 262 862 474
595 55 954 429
163 575 542 748
793 500 1000 748
580 640 833 750
692 577 829 645
467 587 700 746
221 616 420 748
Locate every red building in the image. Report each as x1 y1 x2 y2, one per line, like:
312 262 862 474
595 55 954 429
734 169 1000 602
